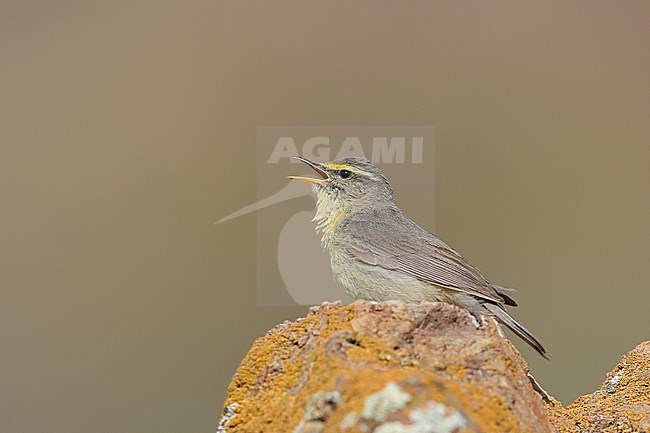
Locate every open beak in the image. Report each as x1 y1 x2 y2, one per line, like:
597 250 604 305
287 156 329 186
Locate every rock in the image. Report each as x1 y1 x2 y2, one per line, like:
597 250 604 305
219 300 553 432
218 300 649 433
547 341 650 433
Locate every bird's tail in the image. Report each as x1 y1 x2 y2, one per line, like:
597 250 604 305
483 303 550 359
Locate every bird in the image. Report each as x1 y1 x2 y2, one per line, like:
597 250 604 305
288 155 549 358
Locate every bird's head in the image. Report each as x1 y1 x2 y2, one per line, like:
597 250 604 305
288 156 395 238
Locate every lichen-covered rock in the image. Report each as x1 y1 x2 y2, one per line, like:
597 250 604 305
547 342 650 433
219 300 650 432
219 300 553 433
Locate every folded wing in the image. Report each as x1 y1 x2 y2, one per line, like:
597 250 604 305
344 212 515 306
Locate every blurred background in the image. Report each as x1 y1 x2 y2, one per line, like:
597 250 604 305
1 1 649 433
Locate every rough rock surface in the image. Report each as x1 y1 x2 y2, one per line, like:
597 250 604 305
219 300 554 433
219 300 649 433
547 341 650 433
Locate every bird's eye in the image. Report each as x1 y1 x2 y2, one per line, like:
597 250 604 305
339 169 352 179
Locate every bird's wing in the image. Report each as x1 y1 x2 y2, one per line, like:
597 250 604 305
344 215 506 305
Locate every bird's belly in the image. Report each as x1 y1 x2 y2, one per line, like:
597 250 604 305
330 253 450 303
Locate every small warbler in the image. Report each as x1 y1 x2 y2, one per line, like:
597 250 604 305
288 156 549 358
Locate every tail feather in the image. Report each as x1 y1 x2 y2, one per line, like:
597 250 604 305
483 303 550 359
492 285 518 307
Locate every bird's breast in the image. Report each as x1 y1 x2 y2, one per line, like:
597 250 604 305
328 247 450 303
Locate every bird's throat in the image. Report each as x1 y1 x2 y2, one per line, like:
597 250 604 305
312 192 347 248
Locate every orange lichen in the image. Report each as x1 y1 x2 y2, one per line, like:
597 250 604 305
322 368 428 429
448 381 528 433
546 342 650 433
220 301 648 433
223 303 357 431
446 365 469 379
321 368 529 433
502 352 521 380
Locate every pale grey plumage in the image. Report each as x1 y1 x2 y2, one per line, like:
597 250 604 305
289 156 549 358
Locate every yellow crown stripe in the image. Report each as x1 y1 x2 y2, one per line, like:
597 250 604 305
323 162 355 171
323 162 376 178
